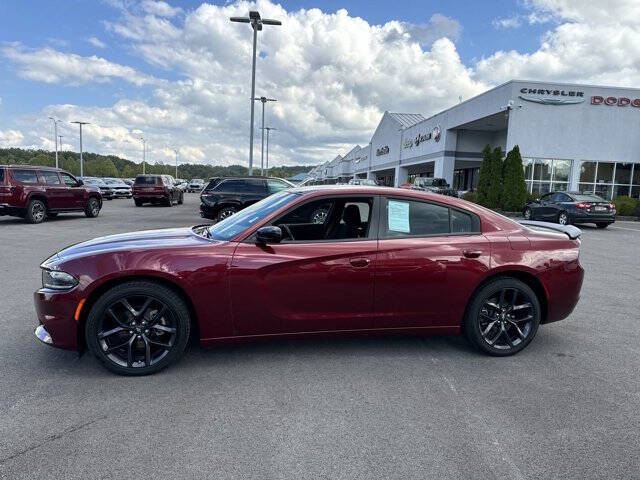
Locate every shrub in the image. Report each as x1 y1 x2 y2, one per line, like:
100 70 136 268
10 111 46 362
461 191 477 203
476 145 492 207
476 145 503 208
613 196 639 216
500 145 528 211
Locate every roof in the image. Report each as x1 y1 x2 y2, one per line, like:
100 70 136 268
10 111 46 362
387 112 426 129
6 164 62 171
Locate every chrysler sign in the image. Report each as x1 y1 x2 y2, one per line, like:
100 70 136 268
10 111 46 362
519 87 585 105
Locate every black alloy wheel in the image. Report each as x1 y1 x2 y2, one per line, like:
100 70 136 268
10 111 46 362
85 281 190 375
523 207 532 220
464 277 540 356
216 206 237 222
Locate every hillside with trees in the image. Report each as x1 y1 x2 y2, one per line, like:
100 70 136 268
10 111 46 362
0 148 314 180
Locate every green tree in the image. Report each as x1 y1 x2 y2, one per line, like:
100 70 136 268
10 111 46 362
485 146 503 208
500 145 528 211
476 145 493 207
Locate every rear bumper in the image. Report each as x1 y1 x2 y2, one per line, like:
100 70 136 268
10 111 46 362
570 212 615 224
540 261 585 324
133 193 168 201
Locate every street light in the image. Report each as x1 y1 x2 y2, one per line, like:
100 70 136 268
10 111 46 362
71 121 90 177
261 127 277 174
173 148 179 178
140 138 146 174
48 117 61 168
58 135 64 152
253 96 276 175
230 10 281 175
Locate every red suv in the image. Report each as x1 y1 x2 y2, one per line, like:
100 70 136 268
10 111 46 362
0 165 102 223
132 174 184 207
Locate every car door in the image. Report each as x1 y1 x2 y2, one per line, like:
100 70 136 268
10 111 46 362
535 193 556 220
229 195 379 335
41 171 66 209
374 196 490 328
59 172 85 208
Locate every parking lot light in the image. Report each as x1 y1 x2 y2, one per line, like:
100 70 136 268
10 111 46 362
71 121 90 177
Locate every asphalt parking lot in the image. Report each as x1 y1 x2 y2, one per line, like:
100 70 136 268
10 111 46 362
1 195 639 480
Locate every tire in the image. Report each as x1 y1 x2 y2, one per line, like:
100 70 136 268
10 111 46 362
177 193 184 205
523 207 532 220
463 277 541 357
165 196 173 207
134 199 143 207
216 206 237 222
596 223 609 229
85 197 101 218
85 281 191 376
25 199 47 224
557 211 570 225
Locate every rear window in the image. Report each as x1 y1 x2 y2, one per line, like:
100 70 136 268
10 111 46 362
135 176 158 185
204 178 222 191
572 194 604 202
12 169 39 183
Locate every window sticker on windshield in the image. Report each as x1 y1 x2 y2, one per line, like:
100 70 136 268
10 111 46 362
388 200 410 233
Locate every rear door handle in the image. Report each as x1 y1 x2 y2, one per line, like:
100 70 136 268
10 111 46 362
463 250 482 259
349 257 370 268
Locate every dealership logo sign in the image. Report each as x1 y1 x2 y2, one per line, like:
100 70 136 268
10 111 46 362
591 96 640 107
519 87 585 105
403 132 431 149
432 125 441 142
376 145 389 156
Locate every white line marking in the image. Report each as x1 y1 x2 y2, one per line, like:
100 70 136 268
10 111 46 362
609 226 640 232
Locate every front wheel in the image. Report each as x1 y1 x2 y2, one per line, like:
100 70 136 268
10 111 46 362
216 206 237 222
177 193 184 205
85 281 191 375
558 212 570 225
463 277 541 356
85 197 100 218
523 207 532 220
165 196 173 207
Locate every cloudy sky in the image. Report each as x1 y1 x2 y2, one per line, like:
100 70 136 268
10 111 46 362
0 0 639 168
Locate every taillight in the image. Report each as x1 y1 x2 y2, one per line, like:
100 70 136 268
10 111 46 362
609 203 616 209
576 203 590 209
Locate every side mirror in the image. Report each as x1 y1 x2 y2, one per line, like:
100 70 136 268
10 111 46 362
76 179 84 186
256 226 282 244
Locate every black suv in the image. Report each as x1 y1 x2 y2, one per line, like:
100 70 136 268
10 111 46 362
200 176 294 221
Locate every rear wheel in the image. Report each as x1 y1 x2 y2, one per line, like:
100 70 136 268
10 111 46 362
558 211 570 225
178 193 184 205
85 197 100 218
596 223 609 229
463 277 541 356
25 199 46 224
216 206 237 222
165 196 173 207
134 199 143 207
85 281 191 376
523 207 532 220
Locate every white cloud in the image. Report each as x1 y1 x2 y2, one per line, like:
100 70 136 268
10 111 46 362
1 44 160 86
4 0 640 168
0 129 25 147
87 36 107 48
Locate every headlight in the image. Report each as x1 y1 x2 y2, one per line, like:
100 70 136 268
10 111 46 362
41 269 78 290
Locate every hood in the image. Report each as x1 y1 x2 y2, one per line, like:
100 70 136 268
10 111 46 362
52 227 218 262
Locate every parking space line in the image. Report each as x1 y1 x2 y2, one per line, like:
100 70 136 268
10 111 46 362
609 225 640 232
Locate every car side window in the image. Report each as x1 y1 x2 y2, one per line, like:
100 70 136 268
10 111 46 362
273 197 373 242
450 209 474 233
383 199 449 237
540 193 553 202
218 179 266 194
267 179 290 193
12 169 39 184
0 168 4 183
60 173 78 187
42 171 62 185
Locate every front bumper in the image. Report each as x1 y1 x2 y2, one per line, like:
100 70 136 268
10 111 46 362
33 289 80 350
34 325 53 345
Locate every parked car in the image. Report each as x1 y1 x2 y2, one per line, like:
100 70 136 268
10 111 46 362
406 177 458 197
174 180 188 191
199 176 294 221
0 165 102 223
132 174 184 207
187 178 205 193
523 191 616 228
103 178 133 198
80 177 115 201
348 178 379 186
33 186 584 375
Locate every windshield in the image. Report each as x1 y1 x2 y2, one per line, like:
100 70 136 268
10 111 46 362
85 178 105 186
208 191 299 241
104 178 126 185
135 176 158 185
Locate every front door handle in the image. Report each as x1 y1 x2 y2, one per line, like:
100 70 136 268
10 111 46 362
349 257 370 268
463 250 482 259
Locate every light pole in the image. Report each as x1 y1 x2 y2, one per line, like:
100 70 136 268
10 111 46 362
173 148 179 178
262 127 277 174
58 135 64 152
253 96 276 175
71 121 90 177
230 10 281 175
48 117 61 168
140 138 146 174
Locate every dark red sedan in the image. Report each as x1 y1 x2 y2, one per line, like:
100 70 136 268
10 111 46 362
34 186 584 375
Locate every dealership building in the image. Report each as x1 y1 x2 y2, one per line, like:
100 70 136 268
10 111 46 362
308 80 640 200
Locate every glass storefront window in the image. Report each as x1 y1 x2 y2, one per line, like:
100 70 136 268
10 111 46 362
615 163 632 185
596 162 614 184
553 160 571 183
552 182 568 191
522 158 533 181
534 159 552 181
631 186 639 199
614 185 631 198
532 182 551 194
579 183 595 194
580 162 597 183
595 184 612 200
633 165 640 185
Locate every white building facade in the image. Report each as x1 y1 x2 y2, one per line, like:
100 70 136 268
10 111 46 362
311 80 640 200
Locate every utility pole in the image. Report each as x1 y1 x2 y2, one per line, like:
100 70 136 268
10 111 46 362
230 11 281 175
48 117 61 168
140 138 146 174
71 121 90 177
262 127 277 174
253 96 276 175
173 148 178 178
58 135 64 153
